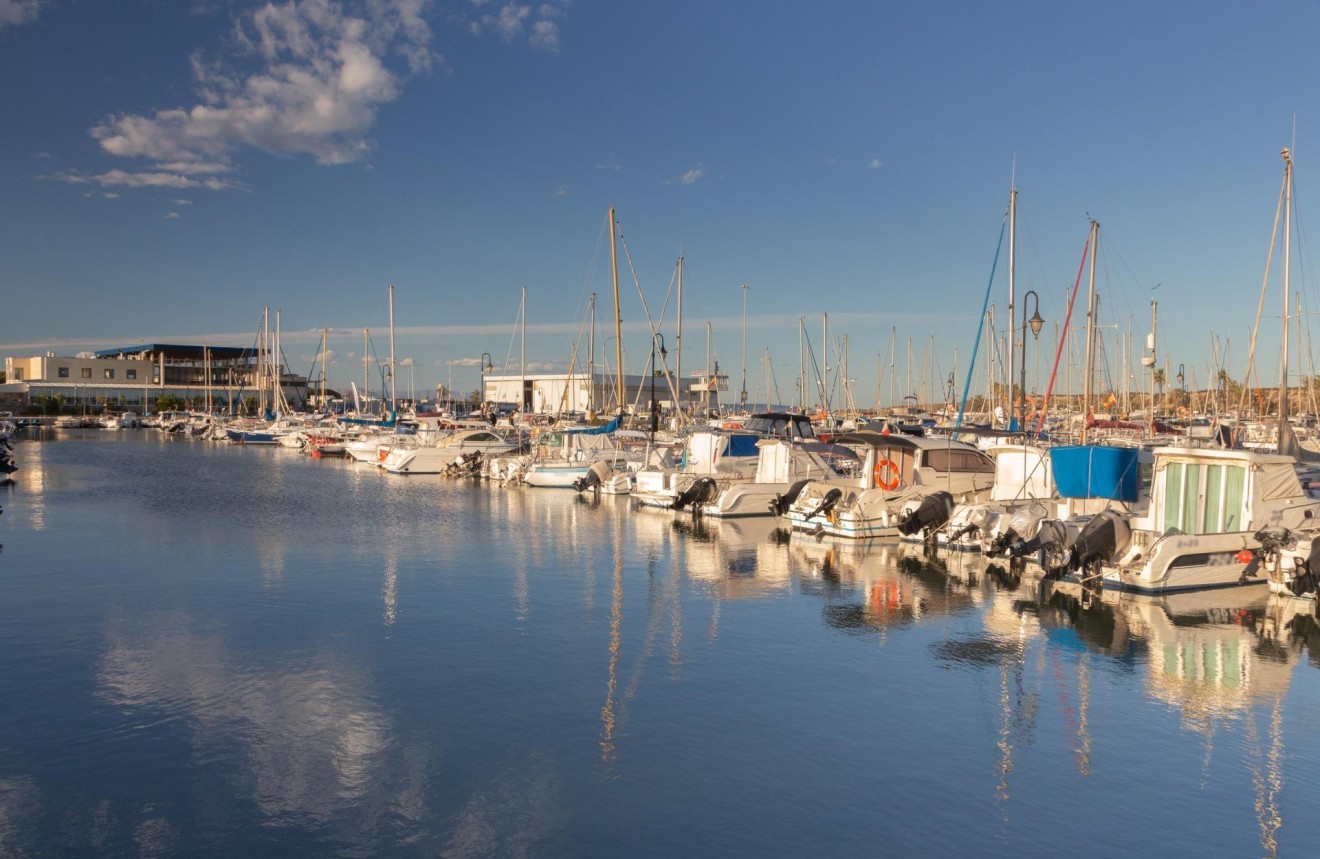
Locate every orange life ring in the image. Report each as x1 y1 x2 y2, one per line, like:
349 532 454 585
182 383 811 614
874 458 900 491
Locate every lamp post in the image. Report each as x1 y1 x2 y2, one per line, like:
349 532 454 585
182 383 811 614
1019 289 1044 428
651 333 667 437
480 352 493 411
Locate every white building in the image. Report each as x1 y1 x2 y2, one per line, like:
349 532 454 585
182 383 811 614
482 369 728 416
1 344 308 414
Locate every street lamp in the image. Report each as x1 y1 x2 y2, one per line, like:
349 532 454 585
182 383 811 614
651 333 667 437
1019 290 1044 428
480 352 493 410
1176 363 1185 391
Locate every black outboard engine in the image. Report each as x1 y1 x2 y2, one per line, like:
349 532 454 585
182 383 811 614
804 488 843 521
896 491 955 539
1065 510 1132 579
573 461 614 493
769 479 810 517
672 476 719 511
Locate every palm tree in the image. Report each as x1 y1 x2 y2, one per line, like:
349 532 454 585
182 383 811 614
1153 368 1166 413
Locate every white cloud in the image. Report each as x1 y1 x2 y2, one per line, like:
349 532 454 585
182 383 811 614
103 192 120 199
594 163 621 172
553 184 567 197
88 1 439 191
869 158 883 169
0 0 41 29
172 198 193 205
680 166 704 185
469 1 566 49
164 212 181 219
529 19 558 49
398 356 414 367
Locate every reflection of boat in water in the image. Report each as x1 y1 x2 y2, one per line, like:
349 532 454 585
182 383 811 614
788 536 981 631
1101 588 1293 726
674 517 793 599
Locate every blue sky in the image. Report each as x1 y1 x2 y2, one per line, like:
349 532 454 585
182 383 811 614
2 0 1318 407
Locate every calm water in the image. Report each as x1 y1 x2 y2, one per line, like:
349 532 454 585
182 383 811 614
3 431 1320 858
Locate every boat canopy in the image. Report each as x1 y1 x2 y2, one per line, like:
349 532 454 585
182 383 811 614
1050 445 1141 502
565 415 621 435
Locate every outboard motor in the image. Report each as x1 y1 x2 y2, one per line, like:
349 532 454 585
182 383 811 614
945 505 994 545
573 461 615 493
896 491 955 539
1010 518 1072 574
672 476 719 511
769 479 810 517
1288 539 1320 596
986 504 1048 558
804 488 843 521
1064 510 1132 578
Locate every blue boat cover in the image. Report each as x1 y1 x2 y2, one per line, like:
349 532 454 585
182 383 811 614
1050 445 1141 502
565 415 621 435
727 434 760 457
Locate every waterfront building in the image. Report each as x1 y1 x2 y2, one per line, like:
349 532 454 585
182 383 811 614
481 369 728 416
0 344 308 414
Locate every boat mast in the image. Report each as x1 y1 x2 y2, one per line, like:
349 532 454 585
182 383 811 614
822 312 829 416
609 208 623 414
1081 219 1100 444
520 286 527 413
320 328 327 410
740 283 749 410
1280 147 1293 434
388 285 397 415
676 256 684 415
588 292 596 416
1007 185 1017 428
363 329 369 409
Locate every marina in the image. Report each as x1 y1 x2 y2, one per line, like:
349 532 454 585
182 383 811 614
2 428 1319 856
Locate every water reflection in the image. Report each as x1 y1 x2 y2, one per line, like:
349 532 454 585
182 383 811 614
2 435 1320 857
96 611 397 829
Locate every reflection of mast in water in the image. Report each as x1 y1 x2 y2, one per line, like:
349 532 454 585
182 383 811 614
1241 695 1284 858
600 518 623 766
1075 655 1092 776
382 548 398 627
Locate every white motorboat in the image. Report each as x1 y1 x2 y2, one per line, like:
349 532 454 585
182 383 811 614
780 430 995 540
380 428 520 474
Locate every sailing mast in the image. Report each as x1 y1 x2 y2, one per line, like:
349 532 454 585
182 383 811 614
676 256 684 416
1080 219 1100 444
1279 147 1294 443
588 292 596 417
1007 185 1017 428
609 209 623 415
388 285 397 417
520 286 527 414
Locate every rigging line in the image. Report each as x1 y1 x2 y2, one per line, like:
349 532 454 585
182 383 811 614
954 217 1006 429
1236 163 1288 423
1034 232 1092 435
501 294 523 376
616 228 683 407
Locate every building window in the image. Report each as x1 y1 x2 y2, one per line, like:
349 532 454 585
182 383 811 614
58 367 69 378
11 368 21 380
126 369 137 380
81 368 92 379
104 369 115 379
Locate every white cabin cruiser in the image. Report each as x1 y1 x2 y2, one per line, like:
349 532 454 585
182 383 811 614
1102 447 1320 595
780 430 995 540
380 428 520 474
